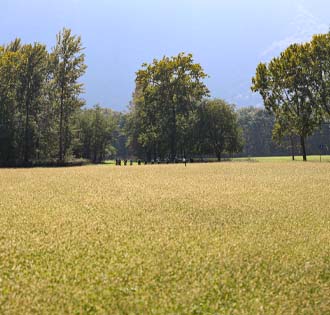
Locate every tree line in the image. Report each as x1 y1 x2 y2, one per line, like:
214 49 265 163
1 29 330 165
0 28 86 165
126 53 243 161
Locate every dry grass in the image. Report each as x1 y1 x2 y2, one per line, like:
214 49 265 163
0 163 329 314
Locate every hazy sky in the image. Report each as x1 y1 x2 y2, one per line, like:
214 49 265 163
1 0 329 110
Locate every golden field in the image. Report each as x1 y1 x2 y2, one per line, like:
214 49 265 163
0 162 329 314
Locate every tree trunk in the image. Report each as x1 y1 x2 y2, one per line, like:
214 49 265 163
153 144 157 161
59 112 63 162
59 91 64 163
170 106 177 161
290 136 295 161
23 98 30 163
93 147 97 163
300 135 307 161
217 151 222 162
146 150 151 162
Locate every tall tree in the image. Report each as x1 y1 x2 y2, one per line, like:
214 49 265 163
50 28 87 163
0 45 20 162
17 43 48 163
135 53 209 160
252 43 321 161
126 89 147 159
309 33 330 118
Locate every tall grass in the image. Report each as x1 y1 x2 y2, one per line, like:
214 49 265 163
0 163 329 314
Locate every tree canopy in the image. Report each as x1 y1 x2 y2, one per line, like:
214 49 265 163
2 29 330 165
132 53 209 160
252 41 325 161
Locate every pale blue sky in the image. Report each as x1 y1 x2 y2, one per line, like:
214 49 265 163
1 0 329 110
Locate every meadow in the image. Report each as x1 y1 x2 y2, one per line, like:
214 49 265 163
233 155 330 163
0 162 329 314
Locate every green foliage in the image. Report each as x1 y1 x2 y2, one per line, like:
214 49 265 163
132 53 209 160
17 43 48 162
238 107 280 157
251 34 330 161
4 30 330 164
50 28 87 163
74 105 117 163
197 99 243 160
0 29 89 165
309 33 330 116
0 45 21 162
0 40 49 163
